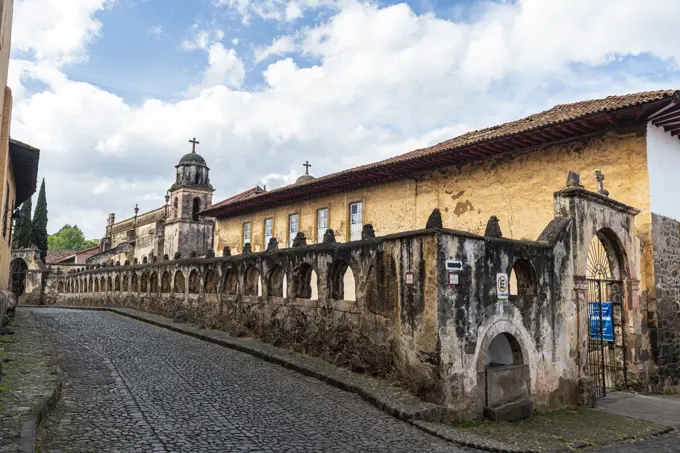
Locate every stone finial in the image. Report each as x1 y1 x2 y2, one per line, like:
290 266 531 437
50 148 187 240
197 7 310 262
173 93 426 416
323 229 336 244
267 237 278 251
426 208 443 229
595 170 609 197
190 251 198 258
484 216 503 238
174 252 182 260
206 249 215 258
152 255 158 263
133 258 138 265
115 261 120 266
292 233 307 248
361 224 376 240
142 256 148 264
163 254 169 261
222 247 231 257
242 242 252 254
124 260 130 266
566 171 583 188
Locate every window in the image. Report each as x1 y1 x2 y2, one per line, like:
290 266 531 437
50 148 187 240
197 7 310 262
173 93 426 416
2 182 9 238
192 197 201 221
243 222 252 245
288 214 299 247
349 202 363 241
173 197 179 217
317 208 329 243
264 218 273 247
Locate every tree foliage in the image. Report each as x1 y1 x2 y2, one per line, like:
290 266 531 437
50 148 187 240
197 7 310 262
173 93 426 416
12 197 32 249
31 179 48 261
48 224 98 251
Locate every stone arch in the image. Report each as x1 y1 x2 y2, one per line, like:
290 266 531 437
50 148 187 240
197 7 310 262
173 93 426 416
188 269 200 294
131 273 139 293
173 271 186 294
74 279 80 293
100 276 105 293
509 259 538 297
122 274 129 292
192 197 201 221
107 276 113 291
328 260 357 301
58 280 64 293
141 272 149 293
243 266 261 296
204 269 217 294
586 228 629 281
475 320 532 374
87 276 92 292
292 263 318 300
365 255 398 316
267 265 286 297
114 275 121 291
485 333 524 367
161 271 171 293
223 267 238 295
94 278 99 292
150 272 159 293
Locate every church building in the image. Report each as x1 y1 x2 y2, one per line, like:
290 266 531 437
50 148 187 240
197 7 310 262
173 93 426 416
202 90 680 386
89 140 215 265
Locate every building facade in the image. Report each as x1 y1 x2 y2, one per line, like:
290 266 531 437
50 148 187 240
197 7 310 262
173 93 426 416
202 90 680 388
89 145 216 266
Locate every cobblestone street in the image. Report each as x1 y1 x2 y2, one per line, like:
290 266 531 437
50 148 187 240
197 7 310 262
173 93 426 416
32 308 468 453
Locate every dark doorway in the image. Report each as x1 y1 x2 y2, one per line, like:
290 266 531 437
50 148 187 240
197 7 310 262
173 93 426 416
10 258 28 297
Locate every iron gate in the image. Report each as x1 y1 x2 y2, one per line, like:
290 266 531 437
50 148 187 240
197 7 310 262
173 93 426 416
586 279 627 398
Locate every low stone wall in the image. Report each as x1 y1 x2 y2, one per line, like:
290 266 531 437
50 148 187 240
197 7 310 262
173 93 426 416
651 213 680 385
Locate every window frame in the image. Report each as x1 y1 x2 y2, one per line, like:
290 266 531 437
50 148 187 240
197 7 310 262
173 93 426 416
348 201 363 241
263 217 274 248
316 207 329 243
288 213 299 247
243 221 252 246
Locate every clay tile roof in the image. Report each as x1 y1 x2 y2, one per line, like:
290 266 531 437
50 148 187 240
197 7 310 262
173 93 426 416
202 89 679 217
209 186 265 210
45 249 78 264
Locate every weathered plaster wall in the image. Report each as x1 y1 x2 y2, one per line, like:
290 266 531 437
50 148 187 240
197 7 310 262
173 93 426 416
651 213 680 385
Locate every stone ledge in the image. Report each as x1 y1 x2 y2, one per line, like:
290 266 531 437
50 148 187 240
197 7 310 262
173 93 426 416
20 380 62 453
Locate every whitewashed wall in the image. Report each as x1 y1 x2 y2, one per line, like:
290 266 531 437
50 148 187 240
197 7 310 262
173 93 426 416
647 123 680 221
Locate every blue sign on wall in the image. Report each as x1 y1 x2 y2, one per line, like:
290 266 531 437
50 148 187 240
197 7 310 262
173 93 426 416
589 302 614 342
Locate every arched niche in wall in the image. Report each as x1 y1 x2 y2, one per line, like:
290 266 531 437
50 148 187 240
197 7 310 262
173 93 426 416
292 263 318 300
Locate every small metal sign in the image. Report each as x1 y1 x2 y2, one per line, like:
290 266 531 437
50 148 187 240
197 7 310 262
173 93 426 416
445 260 463 271
447 271 459 287
405 272 415 286
497 273 509 299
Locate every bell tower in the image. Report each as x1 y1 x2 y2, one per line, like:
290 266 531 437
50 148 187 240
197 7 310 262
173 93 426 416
164 138 215 258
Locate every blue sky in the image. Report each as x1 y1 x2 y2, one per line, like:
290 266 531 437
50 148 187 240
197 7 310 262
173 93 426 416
7 0 680 237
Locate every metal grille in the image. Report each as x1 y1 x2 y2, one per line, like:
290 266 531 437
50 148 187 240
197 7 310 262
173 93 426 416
585 237 627 398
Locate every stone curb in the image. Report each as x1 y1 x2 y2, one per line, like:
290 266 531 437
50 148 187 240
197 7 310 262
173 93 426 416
19 379 62 453
22 305 676 453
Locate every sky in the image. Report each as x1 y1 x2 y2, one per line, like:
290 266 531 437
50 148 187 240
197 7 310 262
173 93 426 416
8 0 680 239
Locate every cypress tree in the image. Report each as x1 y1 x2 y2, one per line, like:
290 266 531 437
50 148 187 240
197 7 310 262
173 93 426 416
12 197 32 248
31 179 48 261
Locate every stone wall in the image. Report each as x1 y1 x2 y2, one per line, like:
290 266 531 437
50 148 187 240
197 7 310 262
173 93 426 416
651 213 680 385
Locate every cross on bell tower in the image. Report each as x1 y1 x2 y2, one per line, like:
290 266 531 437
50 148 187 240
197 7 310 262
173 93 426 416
189 137 200 153
303 161 312 175
595 170 609 197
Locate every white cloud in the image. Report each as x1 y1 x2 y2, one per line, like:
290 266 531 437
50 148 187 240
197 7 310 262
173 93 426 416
8 0 680 239
216 0 342 23
147 25 164 40
12 0 115 68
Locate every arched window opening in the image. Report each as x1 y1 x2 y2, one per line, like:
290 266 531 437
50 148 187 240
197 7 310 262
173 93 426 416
141 273 149 293
173 197 179 218
267 266 286 297
74 280 80 293
122 275 129 292
94 278 99 293
192 197 201 222
87 277 92 293
58 281 64 293
150 272 159 293
194 172 200 185
292 263 318 300
204 269 217 294
328 260 356 301
244 267 261 296
100 277 105 293
509 259 537 297
173 271 186 294
223 268 238 295
107 276 113 291
485 333 523 368
188 269 200 294
131 273 139 293
161 271 171 293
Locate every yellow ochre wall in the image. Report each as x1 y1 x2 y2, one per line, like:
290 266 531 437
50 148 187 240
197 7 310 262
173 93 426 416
215 131 653 288
0 0 15 291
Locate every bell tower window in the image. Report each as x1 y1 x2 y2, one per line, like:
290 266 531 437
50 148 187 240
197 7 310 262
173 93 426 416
192 197 201 221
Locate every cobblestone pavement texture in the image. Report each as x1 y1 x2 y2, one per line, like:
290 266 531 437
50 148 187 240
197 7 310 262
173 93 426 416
33 308 471 453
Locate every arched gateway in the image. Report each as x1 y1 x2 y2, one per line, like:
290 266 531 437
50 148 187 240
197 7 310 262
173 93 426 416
586 230 628 398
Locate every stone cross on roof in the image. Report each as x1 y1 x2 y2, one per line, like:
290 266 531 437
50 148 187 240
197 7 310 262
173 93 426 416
189 137 200 153
595 170 609 197
303 161 312 175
